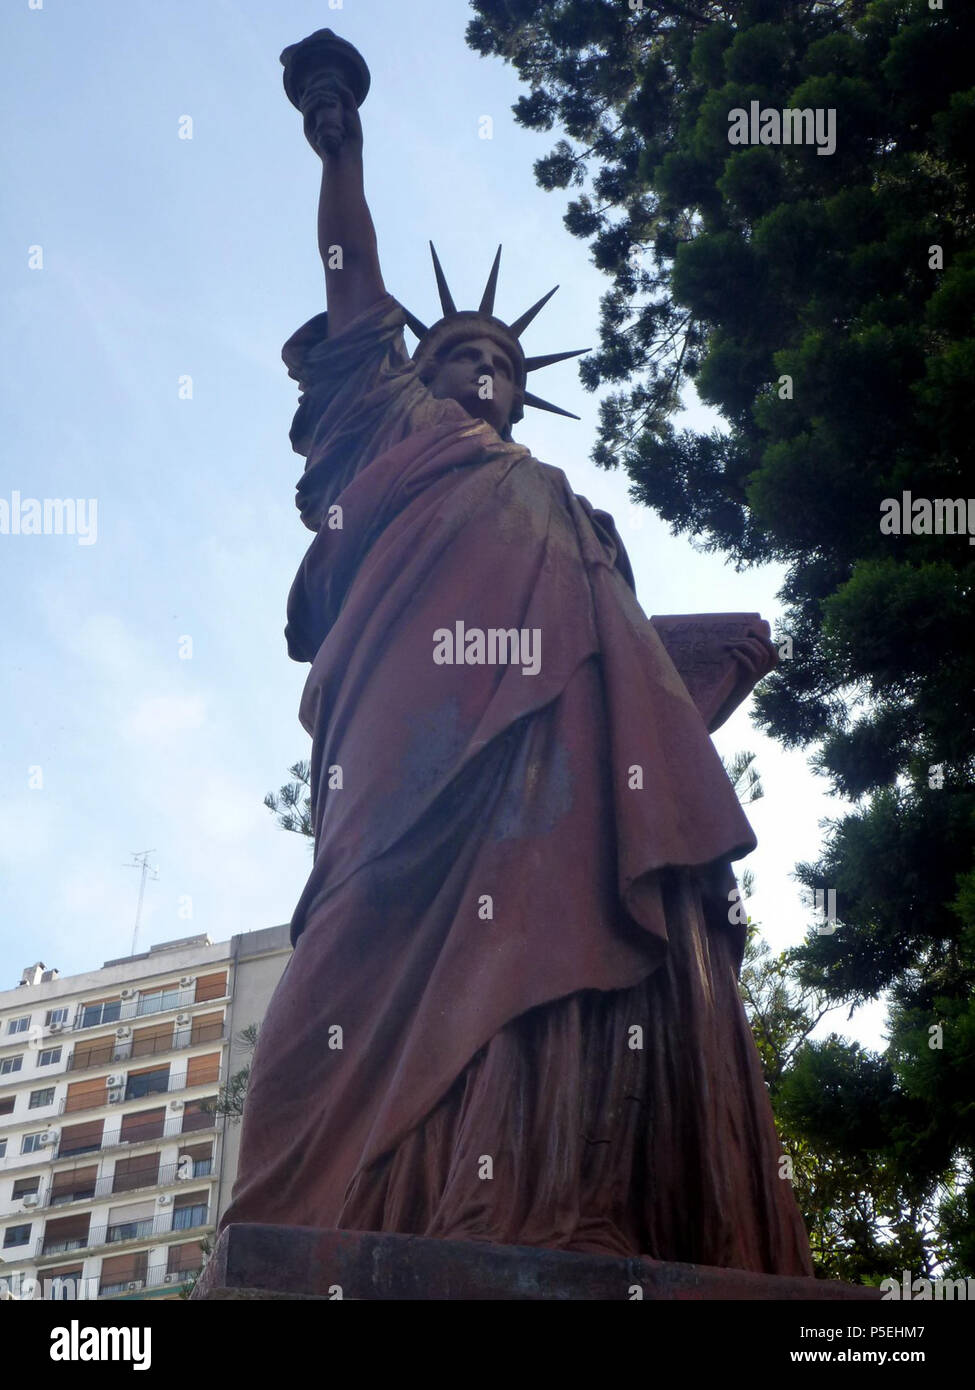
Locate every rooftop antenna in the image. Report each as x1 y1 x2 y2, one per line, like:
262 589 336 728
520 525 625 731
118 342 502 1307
123 850 158 956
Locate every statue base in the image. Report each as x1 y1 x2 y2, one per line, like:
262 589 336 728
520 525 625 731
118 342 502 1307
192 1225 881 1301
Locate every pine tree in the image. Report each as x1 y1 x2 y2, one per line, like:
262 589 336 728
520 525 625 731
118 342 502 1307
468 0 975 1271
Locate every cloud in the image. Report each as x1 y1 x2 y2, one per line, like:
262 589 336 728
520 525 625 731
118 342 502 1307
121 693 207 743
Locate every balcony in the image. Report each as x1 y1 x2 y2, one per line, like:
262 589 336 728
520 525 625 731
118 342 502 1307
55 1107 221 1160
37 1205 212 1259
58 1063 223 1116
99 1258 202 1299
66 1023 225 1074
25 1257 202 1299
43 1158 214 1208
72 986 227 1032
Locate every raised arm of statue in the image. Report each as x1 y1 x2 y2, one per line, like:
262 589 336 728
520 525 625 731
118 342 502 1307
297 73 386 336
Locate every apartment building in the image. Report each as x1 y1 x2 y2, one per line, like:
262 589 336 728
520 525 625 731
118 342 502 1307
0 923 290 1302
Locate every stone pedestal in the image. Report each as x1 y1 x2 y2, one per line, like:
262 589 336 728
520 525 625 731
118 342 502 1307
192 1225 882 1301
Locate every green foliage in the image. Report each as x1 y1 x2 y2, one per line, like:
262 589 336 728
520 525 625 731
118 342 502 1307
470 0 975 1276
177 1236 213 1301
208 1023 260 1125
739 929 962 1281
264 760 313 844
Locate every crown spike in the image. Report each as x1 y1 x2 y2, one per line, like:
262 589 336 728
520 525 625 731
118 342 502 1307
522 390 580 420
524 348 588 372
478 245 503 316
429 242 456 316
402 307 429 339
509 285 559 338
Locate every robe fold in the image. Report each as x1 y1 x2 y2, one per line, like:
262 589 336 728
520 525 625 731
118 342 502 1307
222 293 813 1273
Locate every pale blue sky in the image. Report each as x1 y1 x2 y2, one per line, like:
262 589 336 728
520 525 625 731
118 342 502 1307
0 0 881 1044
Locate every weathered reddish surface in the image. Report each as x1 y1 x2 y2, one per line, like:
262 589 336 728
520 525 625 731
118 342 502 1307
194 1226 880 1302
221 292 811 1272
225 29 814 1273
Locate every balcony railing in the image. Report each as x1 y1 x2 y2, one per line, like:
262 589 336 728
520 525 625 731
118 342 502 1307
66 1023 225 1073
99 1258 202 1299
72 986 227 1032
43 1158 214 1208
55 1107 220 1159
37 1206 212 1258
7 1257 202 1300
58 1063 223 1116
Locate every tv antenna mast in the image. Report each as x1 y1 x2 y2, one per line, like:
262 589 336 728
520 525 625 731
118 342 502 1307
123 850 158 956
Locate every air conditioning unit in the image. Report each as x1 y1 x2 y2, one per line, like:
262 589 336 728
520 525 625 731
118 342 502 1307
48 1022 64 1034
106 1088 124 1104
120 989 136 1000
179 977 195 988
163 1272 182 1284
115 1027 131 1040
22 1195 39 1209
125 1281 144 1291
175 1013 190 1026
105 1074 124 1088
38 1130 59 1146
157 1194 173 1206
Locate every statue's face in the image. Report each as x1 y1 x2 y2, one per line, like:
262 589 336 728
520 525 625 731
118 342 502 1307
429 336 520 435
299 73 354 156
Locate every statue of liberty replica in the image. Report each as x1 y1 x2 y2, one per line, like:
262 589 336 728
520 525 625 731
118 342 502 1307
223 29 812 1276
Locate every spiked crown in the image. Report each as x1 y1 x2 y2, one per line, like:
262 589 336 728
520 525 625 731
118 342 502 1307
405 244 587 429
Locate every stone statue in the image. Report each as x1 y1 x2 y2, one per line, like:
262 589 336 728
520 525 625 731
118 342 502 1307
222 30 812 1275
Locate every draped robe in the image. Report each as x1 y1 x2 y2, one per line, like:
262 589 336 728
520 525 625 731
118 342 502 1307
222 294 813 1274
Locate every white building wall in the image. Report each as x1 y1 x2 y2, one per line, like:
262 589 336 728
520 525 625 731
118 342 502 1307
0 925 290 1302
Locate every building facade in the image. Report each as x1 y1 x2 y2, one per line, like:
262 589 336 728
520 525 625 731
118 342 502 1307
0 924 290 1302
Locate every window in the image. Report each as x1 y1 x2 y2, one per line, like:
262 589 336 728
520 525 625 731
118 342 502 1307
112 1152 161 1194
7 1016 30 1035
41 1212 90 1255
12 1176 40 1198
0 1141 6 1158
64 1076 111 1113
29 1087 55 1109
39 1047 62 1066
181 1097 215 1133
107 1217 154 1244
58 1118 104 1156
0 1055 23 1075
45 1008 68 1027
0 1097 14 1116
129 1021 172 1059
171 1201 208 1231
118 1107 165 1147
194 972 227 1002
70 1037 116 1070
99 1249 148 1295
3 1225 31 1248
179 1142 213 1179
189 1012 223 1047
185 1052 220 1087
21 1132 46 1154
50 1166 97 1206
135 987 181 1016
79 1001 121 1030
124 1066 169 1101
168 1240 204 1276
